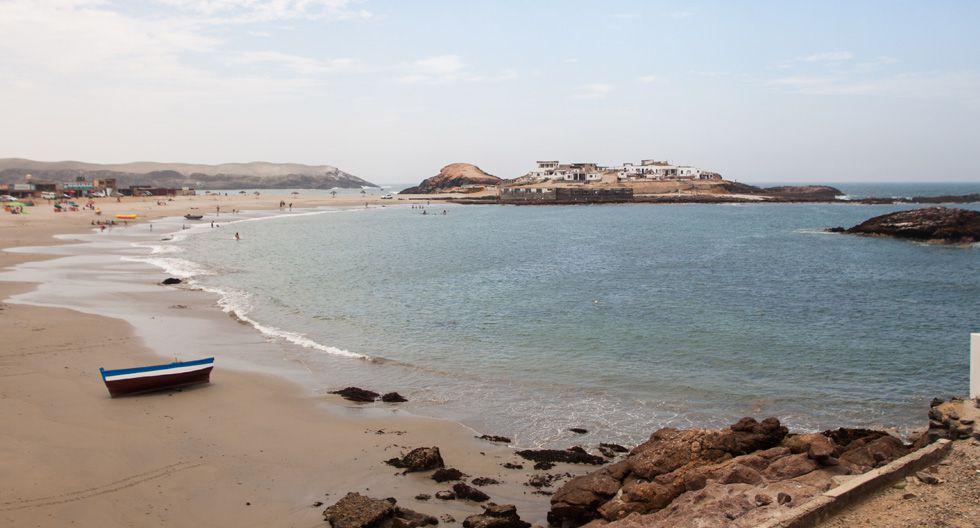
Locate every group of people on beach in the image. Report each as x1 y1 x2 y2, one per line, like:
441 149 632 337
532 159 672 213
278 201 293 210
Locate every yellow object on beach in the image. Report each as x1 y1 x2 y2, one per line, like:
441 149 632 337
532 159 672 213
115 214 137 220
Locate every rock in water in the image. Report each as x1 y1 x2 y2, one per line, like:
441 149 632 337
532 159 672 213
330 387 380 402
516 446 605 465
323 493 394 528
463 504 531 528
836 206 980 244
452 483 490 502
386 447 445 472
400 163 502 194
161 277 182 285
479 435 513 444
381 392 408 403
569 428 588 434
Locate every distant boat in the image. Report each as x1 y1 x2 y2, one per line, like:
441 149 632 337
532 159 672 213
184 214 204 220
99 357 214 397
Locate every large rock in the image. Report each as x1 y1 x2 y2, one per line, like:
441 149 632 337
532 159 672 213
463 504 531 528
386 447 445 473
834 207 980 244
323 493 395 528
400 163 503 194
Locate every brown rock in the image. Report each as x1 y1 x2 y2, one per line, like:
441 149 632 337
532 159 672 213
548 471 622 526
453 483 490 502
431 468 464 482
381 392 408 403
754 493 772 506
783 433 836 464
435 491 455 500
463 504 531 528
386 447 445 473
776 492 792 505
479 435 513 444
517 447 605 465
717 463 765 486
323 493 395 528
330 387 379 402
763 454 818 480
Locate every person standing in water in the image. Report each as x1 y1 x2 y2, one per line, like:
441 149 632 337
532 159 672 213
235 232 240 241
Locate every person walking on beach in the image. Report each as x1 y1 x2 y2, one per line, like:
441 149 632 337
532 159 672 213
235 232 240 241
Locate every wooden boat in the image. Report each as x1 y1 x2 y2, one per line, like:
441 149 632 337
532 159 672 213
115 214 137 220
99 357 214 397
184 214 203 220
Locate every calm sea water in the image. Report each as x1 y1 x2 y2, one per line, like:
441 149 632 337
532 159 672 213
164 184 980 447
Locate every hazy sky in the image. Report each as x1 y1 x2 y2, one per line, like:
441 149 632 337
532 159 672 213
2 1 979 184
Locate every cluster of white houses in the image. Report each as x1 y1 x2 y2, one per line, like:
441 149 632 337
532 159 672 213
527 159 719 182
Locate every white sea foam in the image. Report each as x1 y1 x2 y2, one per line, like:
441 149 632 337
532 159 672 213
122 256 213 279
198 283 367 360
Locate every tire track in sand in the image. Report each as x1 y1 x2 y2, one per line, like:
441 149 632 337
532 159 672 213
0 460 206 511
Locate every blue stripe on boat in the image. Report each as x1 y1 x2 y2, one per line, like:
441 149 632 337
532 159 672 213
99 357 214 380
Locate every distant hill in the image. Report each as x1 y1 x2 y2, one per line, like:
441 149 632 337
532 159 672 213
400 163 502 194
0 158 377 189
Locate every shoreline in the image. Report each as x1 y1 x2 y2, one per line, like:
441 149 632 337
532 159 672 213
0 195 580 526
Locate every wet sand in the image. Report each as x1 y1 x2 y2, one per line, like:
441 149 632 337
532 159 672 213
0 195 570 527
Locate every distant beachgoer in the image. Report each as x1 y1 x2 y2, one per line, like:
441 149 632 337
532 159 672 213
149 223 153 231
289 203 292 210
210 221 214 228
235 232 240 241
442 210 447 215
100 225 106 232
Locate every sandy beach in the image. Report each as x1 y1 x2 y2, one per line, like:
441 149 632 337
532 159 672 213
0 195 569 527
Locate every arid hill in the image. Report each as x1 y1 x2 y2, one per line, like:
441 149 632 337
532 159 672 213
0 158 376 190
400 163 502 194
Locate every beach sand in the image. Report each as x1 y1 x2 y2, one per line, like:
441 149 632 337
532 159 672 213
0 195 567 527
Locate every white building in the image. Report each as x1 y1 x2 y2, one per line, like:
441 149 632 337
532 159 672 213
525 158 716 182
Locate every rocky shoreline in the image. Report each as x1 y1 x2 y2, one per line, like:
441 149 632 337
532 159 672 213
317 392 979 528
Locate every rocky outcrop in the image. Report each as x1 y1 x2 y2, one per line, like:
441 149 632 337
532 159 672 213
715 182 844 201
400 163 502 194
831 207 980 244
331 387 380 402
385 447 445 473
463 504 531 528
161 277 182 285
547 417 911 528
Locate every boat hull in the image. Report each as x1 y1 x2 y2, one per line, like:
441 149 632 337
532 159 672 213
100 358 214 398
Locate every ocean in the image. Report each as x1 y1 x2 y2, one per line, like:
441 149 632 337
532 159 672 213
149 183 980 447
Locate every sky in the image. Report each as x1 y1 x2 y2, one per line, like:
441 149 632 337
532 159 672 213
2 1 980 185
